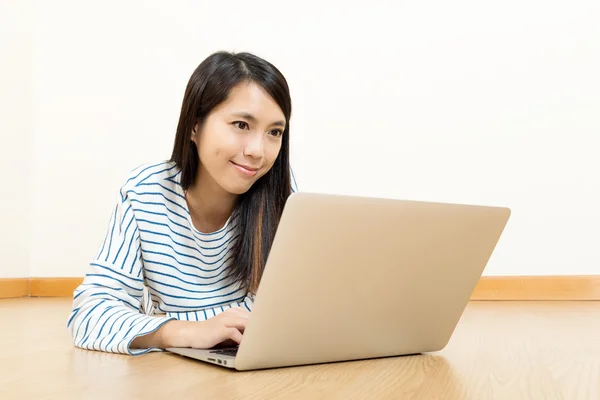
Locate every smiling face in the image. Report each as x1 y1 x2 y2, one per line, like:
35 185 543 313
191 81 286 196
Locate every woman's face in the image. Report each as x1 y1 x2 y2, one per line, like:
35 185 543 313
192 81 286 195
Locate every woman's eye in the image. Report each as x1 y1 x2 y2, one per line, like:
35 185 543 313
234 121 249 130
270 129 283 137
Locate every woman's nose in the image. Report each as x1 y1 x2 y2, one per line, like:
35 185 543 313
243 133 264 158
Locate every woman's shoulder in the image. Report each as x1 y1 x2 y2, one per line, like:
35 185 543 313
118 160 182 198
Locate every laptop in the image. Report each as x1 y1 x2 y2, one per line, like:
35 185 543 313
167 192 511 370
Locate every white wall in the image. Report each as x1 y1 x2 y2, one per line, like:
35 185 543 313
0 0 33 278
4 0 600 278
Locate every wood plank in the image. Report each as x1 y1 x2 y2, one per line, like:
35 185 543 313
0 278 29 299
1 298 599 399
471 275 600 300
29 278 82 297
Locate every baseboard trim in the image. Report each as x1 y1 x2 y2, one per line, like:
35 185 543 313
2 276 599 300
471 275 600 301
0 278 30 299
29 278 83 297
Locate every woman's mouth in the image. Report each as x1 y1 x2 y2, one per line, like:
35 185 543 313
230 161 258 177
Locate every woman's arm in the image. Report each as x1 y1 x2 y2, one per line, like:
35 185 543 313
67 185 176 355
68 172 250 354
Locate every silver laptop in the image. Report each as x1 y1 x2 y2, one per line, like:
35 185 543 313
167 192 510 370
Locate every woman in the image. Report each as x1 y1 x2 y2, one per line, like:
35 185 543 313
68 51 297 355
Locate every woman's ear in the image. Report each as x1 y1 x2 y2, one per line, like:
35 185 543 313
191 123 200 144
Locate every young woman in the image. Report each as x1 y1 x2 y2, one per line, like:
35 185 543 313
68 51 297 355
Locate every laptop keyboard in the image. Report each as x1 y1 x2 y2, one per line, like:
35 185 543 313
209 348 238 357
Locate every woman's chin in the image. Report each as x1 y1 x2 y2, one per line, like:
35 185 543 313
222 182 254 196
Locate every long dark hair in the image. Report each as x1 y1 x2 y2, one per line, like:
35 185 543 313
170 51 292 293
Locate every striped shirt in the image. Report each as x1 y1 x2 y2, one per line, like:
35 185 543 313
67 160 297 355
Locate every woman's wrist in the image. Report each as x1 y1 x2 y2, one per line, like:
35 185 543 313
157 320 173 348
160 320 188 348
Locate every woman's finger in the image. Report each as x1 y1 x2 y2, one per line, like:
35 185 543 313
226 327 243 344
222 316 248 332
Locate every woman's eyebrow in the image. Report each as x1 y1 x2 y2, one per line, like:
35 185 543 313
232 112 285 127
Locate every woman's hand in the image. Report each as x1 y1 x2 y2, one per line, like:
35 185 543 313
181 307 250 348
131 307 251 350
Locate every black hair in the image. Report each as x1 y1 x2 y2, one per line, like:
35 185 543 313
170 51 292 292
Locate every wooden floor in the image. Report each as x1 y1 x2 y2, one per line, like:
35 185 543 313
1 299 599 399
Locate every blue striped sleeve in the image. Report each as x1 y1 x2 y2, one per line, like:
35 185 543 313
67 186 175 355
